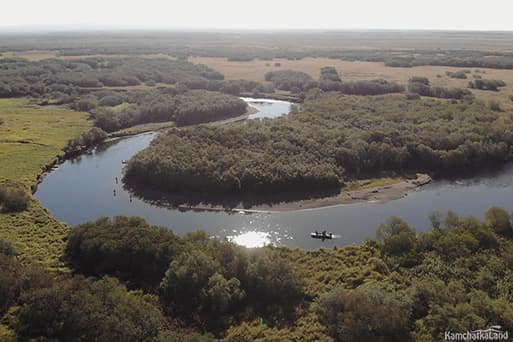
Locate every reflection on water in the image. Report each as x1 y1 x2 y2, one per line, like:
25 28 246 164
34 99 513 250
227 231 272 248
241 97 293 119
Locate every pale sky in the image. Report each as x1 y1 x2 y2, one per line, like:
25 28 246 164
1 0 513 31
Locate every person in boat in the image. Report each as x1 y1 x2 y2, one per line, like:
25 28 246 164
322 230 326 236
315 230 319 235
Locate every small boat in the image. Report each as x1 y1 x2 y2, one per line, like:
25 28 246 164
310 231 334 240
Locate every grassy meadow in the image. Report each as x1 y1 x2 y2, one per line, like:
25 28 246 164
0 98 90 269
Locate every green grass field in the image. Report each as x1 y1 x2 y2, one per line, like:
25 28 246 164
0 99 90 269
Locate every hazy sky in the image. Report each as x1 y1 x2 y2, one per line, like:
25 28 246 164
1 0 513 31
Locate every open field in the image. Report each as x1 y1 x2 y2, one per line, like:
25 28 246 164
0 98 90 269
190 56 513 109
0 99 91 185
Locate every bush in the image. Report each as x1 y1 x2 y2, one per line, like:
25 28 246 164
97 94 124 107
0 239 16 256
409 76 430 85
320 66 342 82
468 79 506 91
64 127 108 154
315 286 412 342
0 186 30 213
72 97 97 112
489 100 502 112
446 71 468 79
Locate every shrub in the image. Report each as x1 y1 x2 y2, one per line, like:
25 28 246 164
315 286 412 342
0 239 16 256
97 94 124 107
0 186 30 213
72 97 97 112
468 79 506 91
320 66 342 82
446 71 468 79
409 76 430 85
64 127 108 154
489 100 502 112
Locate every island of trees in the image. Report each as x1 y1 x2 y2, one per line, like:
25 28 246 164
125 92 513 197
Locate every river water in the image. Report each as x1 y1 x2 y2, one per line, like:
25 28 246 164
35 99 513 249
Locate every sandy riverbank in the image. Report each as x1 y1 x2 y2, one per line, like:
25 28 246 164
171 174 432 213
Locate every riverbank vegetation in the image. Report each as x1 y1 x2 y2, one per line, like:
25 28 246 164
125 93 513 197
0 98 91 268
3 208 513 340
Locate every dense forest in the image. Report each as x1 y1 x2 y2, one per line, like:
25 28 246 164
0 57 223 98
0 57 266 131
2 208 513 340
93 89 247 131
0 56 270 102
125 93 513 196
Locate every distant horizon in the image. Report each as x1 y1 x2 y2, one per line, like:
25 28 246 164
2 25 513 34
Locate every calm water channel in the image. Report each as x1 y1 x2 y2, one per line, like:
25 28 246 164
35 98 513 248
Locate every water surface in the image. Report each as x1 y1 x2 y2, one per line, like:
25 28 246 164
35 99 513 249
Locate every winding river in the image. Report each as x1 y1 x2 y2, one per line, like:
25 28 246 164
35 98 513 249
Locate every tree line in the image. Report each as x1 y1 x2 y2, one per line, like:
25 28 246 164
93 89 247 132
407 77 473 99
265 68 404 95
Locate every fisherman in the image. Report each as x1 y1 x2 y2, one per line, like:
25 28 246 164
115 177 118 184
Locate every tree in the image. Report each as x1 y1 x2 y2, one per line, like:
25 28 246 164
315 286 412 342
160 250 220 315
204 272 245 313
485 207 512 236
16 276 167 341
66 216 183 289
